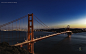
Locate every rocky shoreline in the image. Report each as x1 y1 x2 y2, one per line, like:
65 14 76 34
0 42 30 54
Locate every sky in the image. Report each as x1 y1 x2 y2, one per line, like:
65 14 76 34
0 0 86 29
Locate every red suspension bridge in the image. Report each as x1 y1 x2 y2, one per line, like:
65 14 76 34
0 13 72 54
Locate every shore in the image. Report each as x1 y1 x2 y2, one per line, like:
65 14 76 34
0 42 30 54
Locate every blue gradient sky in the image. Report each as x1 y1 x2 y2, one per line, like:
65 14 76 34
0 0 86 28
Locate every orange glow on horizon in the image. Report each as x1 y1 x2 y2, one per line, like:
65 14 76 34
51 24 86 28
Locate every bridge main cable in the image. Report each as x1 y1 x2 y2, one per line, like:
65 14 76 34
33 14 49 28
0 15 28 28
34 18 46 27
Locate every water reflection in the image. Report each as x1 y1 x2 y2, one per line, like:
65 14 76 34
34 37 72 54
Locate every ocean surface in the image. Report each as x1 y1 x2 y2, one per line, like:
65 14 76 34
0 31 86 54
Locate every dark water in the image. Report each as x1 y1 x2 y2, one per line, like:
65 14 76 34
0 31 86 54
0 31 28 45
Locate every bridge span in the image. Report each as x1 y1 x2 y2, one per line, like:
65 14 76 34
0 13 72 54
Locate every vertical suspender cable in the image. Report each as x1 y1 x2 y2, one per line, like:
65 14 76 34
0 15 28 44
9 25 10 43
8 25 9 43
2 29 4 41
33 14 49 28
39 23 40 37
19 20 20 42
0 28 1 42
38 24 40 37
22 19 25 40
41 24 42 37
16 21 17 43
37 21 39 38
12 23 13 45
23 19 25 41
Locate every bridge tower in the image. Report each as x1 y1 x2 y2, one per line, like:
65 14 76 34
28 13 34 54
67 25 70 31
67 25 71 37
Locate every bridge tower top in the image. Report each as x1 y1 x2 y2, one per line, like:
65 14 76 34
67 25 70 31
67 25 70 28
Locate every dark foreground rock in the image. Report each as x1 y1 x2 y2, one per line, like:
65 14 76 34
0 42 29 54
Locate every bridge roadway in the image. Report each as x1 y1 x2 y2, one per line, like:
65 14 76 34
11 31 72 46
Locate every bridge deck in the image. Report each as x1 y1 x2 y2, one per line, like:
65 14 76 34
11 31 72 46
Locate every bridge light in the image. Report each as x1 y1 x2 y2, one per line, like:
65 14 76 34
17 42 18 43
46 35 48 37
79 47 81 51
24 38 25 40
25 40 27 42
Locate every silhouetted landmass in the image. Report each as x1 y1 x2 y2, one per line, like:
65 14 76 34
0 42 29 54
37 28 86 33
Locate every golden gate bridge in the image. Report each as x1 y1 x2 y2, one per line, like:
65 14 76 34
0 13 72 54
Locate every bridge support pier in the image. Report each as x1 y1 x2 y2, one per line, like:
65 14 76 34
20 45 23 47
67 32 71 38
67 25 72 38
